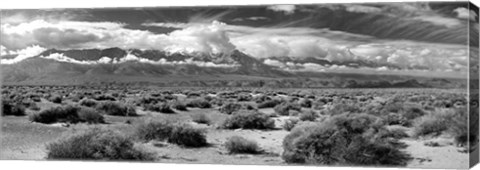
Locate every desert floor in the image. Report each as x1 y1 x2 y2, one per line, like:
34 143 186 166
0 102 471 169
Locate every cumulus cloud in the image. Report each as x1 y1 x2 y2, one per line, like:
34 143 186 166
0 45 8 56
36 52 238 68
1 20 236 56
454 7 478 21
267 5 296 15
0 45 46 64
1 17 470 77
345 5 382 13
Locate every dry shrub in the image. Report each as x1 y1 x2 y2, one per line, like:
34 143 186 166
29 105 104 124
221 110 275 130
413 108 453 137
167 124 208 147
257 99 281 109
299 110 318 121
170 100 188 111
186 98 212 108
144 103 175 114
191 113 211 125
274 102 301 116
225 136 261 154
282 113 410 166
1 100 26 116
135 120 207 147
283 118 300 131
79 98 98 107
96 101 137 116
47 128 155 161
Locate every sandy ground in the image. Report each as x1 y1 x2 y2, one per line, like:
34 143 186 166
0 106 472 168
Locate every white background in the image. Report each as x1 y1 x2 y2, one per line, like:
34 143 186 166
0 0 479 170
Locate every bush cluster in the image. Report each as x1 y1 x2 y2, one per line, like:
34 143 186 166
135 120 208 147
282 113 410 166
46 128 155 161
225 136 261 154
144 103 175 114
274 102 301 116
1 100 26 116
96 101 137 116
186 98 212 109
29 105 104 124
222 110 275 130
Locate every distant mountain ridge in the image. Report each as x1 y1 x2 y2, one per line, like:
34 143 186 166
0 47 467 88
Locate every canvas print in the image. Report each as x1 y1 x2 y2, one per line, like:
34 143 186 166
0 1 479 169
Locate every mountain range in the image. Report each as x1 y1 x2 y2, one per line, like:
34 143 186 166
0 48 467 88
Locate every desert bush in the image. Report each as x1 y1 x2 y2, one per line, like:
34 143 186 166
447 107 473 146
282 116 409 166
78 107 105 124
144 103 175 114
330 113 385 135
383 113 408 126
186 98 212 108
1 100 26 116
282 122 348 164
299 110 318 121
79 99 98 108
135 120 207 147
402 105 426 120
219 102 255 115
222 110 275 130
46 128 155 161
257 99 281 109
343 137 410 166
379 127 410 139
29 105 104 124
274 102 301 116
96 101 137 116
219 102 243 115
225 136 261 154
135 120 175 142
283 118 300 131
49 95 63 104
237 93 253 102
326 102 362 115
298 98 312 108
93 94 116 101
28 102 41 111
29 105 81 124
170 101 187 111
412 109 453 137
168 124 208 147
191 113 211 125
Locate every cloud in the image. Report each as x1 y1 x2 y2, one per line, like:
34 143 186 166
0 45 8 56
345 5 382 13
2 20 236 56
36 52 238 68
2 18 471 77
267 5 296 15
231 17 270 22
413 16 461 28
142 21 470 74
454 7 478 21
0 45 46 64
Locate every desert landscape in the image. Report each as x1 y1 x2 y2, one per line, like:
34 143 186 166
0 86 477 168
1 1 479 169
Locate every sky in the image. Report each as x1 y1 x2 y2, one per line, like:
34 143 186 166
0 2 478 77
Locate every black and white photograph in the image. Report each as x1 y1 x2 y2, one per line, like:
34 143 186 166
0 0 479 169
